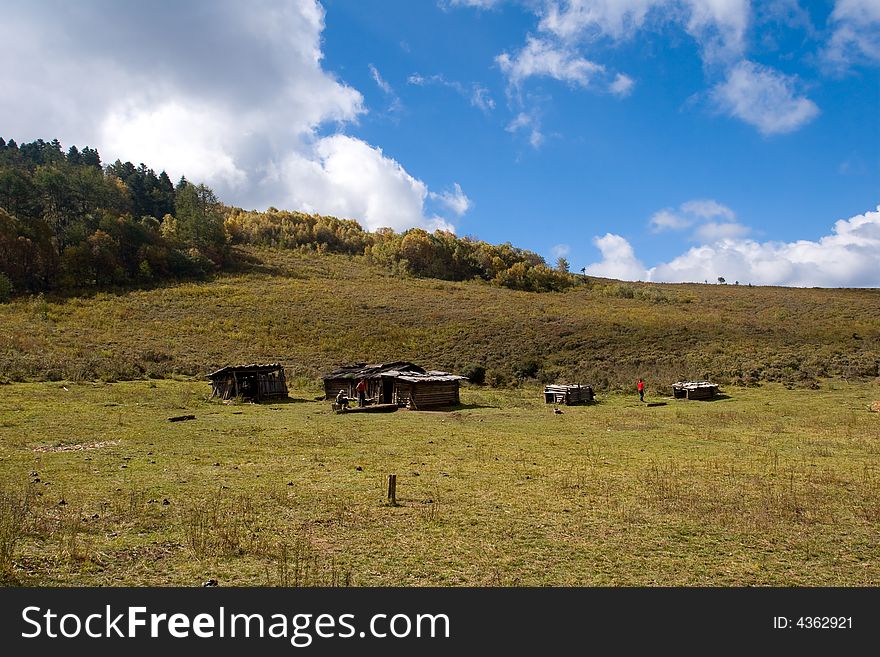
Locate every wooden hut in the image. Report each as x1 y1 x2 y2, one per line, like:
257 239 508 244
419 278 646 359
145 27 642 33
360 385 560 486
322 362 465 409
543 384 594 405
393 372 464 409
208 363 288 401
672 380 719 400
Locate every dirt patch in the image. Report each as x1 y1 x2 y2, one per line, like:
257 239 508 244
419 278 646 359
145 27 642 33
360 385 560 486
871 401 880 413
33 439 119 453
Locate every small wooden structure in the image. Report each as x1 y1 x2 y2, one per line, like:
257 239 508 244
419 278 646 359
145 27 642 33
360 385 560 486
208 363 288 402
544 384 594 405
672 380 719 400
323 362 465 410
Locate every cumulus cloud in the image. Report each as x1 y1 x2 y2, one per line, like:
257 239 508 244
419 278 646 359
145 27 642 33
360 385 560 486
538 0 665 42
588 206 880 287
430 183 473 216
609 73 635 97
680 198 736 220
276 135 454 232
456 1 828 138
496 37 605 89
536 0 749 60
650 199 743 238
585 233 649 280
693 220 751 241
710 60 819 134
824 0 880 68
0 0 465 232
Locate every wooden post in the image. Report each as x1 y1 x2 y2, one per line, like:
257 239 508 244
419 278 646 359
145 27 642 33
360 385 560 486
387 474 397 506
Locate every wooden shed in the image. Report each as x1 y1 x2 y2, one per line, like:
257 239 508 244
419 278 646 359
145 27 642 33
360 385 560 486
544 384 594 405
672 380 719 400
322 362 465 409
208 363 288 401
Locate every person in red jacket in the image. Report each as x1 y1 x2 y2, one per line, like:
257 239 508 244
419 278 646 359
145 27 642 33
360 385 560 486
637 378 645 402
356 378 367 407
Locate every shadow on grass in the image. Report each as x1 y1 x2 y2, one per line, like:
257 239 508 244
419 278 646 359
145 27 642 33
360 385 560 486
447 402 498 410
266 396 318 405
669 393 733 403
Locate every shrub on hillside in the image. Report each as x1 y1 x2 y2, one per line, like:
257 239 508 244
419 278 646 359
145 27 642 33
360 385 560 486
461 364 486 384
0 273 11 303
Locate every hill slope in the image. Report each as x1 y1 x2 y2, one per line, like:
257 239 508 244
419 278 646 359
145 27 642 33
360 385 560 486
1 246 878 390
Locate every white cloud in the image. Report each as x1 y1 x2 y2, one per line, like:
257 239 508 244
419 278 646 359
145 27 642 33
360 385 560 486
442 0 503 8
471 85 497 112
369 63 394 95
609 73 635 97
680 198 736 220
552 243 572 258
538 0 665 42
585 233 649 280
0 0 465 232
683 0 750 62
506 112 545 148
693 220 750 241
588 206 880 287
496 37 605 89
277 134 454 232
536 0 748 60
710 60 819 134
825 0 880 68
650 199 737 234
650 208 695 231
430 183 473 216
408 72 495 113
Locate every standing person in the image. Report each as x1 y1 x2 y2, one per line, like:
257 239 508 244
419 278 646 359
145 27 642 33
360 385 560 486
356 378 367 407
637 378 645 402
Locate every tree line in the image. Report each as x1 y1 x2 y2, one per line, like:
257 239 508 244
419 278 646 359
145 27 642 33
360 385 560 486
0 137 227 298
227 208 578 292
0 136 579 300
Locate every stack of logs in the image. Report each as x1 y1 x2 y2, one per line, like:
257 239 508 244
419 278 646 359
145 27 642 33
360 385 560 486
672 381 719 400
543 384 594 405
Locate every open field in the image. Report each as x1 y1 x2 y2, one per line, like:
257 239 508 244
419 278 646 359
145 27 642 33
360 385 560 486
1 379 878 586
0 247 878 389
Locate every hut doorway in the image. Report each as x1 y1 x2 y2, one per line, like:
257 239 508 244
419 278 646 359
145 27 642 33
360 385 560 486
381 378 394 404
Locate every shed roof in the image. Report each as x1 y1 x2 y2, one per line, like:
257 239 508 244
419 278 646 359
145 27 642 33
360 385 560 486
392 371 467 383
672 380 718 389
207 363 285 379
323 361 426 379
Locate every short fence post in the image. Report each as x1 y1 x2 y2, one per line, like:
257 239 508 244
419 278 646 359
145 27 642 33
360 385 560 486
387 474 397 506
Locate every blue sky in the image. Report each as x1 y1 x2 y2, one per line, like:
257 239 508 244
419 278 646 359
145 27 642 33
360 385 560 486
2 1 878 286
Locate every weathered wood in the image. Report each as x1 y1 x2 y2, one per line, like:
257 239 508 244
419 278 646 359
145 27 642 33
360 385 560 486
672 381 719 400
543 384 594 405
387 474 397 506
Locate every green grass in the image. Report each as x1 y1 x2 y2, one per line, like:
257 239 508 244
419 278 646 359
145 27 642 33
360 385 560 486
1 379 878 586
0 246 877 388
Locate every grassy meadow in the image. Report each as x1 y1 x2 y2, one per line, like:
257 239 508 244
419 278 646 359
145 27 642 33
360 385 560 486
1 378 878 586
0 246 878 586
0 246 878 389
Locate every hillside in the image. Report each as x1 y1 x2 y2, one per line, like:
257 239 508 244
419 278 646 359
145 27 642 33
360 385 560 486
1 246 878 390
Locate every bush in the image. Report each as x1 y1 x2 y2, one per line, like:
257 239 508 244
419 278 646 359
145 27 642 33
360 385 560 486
461 364 486 384
0 273 11 302
512 359 540 380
